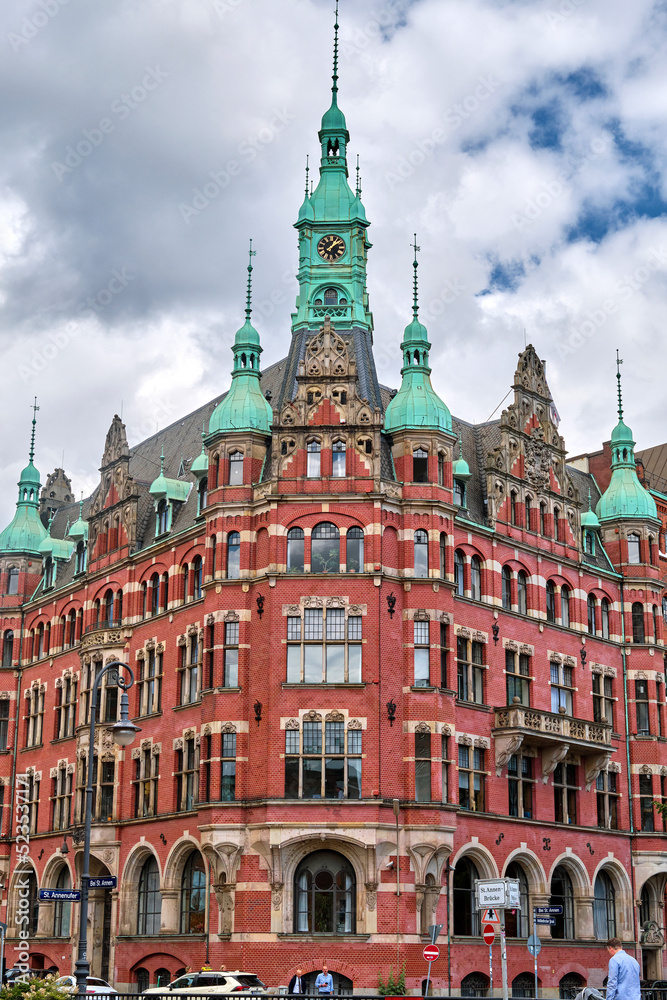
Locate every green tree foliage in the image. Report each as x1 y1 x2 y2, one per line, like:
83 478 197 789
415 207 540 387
378 963 407 996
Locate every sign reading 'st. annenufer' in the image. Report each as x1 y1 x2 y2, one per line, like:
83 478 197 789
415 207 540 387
475 878 521 910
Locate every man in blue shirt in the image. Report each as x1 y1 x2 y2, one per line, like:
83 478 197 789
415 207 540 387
315 966 333 995
606 938 641 1000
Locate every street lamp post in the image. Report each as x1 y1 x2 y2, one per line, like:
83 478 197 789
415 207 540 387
74 661 140 998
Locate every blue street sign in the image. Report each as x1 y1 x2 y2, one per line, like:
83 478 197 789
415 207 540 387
535 916 556 925
535 905 563 914
87 876 117 889
527 934 542 957
39 889 81 901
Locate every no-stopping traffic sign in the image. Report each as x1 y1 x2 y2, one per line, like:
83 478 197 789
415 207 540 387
423 944 440 962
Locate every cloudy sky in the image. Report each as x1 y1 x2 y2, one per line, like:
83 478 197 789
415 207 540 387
1 0 667 525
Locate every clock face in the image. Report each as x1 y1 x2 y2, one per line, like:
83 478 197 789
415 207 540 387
317 233 346 262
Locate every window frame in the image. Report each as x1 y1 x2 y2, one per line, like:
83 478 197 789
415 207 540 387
284 720 362 800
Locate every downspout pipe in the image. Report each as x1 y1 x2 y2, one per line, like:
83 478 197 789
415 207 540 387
620 579 639 959
6 608 26 928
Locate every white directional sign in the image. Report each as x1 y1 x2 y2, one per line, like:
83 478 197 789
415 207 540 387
475 878 521 910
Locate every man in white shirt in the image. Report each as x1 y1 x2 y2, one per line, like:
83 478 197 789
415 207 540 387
288 968 304 994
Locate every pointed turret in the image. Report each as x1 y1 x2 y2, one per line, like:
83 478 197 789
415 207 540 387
597 355 657 521
0 400 48 555
385 238 452 433
209 241 273 435
191 425 209 480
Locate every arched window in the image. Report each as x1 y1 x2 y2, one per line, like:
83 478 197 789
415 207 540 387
346 527 364 574
324 287 338 305
141 581 148 617
438 452 445 487
149 574 159 617
501 566 512 610
2 630 13 667
75 541 86 575
587 594 596 635
287 527 305 573
229 451 244 485
510 492 518 526
439 533 446 579
546 581 556 623
332 440 346 478
593 871 616 940
601 598 610 639
197 477 208 514
454 549 465 596
632 602 645 644
36 623 45 659
554 506 561 542
550 865 574 939
227 533 241 580
627 533 641 564
559 974 586 1000
180 852 206 933
294 850 355 934
461 973 489 998
23 871 39 935
414 530 429 579
161 574 168 612
524 497 532 530
517 571 527 616
53 866 71 937
155 970 171 988
7 567 19 595
453 858 480 936
561 585 570 628
312 522 340 574
512 974 535 998
540 503 547 536
136 970 149 994
307 441 321 478
138 856 161 935
156 498 169 535
504 863 529 938
471 556 481 602
192 555 203 600
413 448 428 484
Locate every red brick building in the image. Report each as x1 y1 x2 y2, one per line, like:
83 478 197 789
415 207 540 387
0 19 666 998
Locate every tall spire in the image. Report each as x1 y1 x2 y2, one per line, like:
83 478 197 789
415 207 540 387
29 397 39 464
411 234 421 321
245 238 256 323
616 348 624 421
332 0 339 103
304 155 310 198
0 405 47 554
355 154 361 198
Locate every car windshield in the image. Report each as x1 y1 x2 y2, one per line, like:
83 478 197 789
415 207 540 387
235 977 266 990
171 977 197 989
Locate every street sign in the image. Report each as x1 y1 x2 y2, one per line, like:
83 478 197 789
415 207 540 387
483 924 496 946
527 934 542 957
475 877 521 910
428 923 444 943
535 905 562 914
506 879 521 908
423 945 439 962
39 889 81 901
87 876 117 889
535 916 556 925
482 907 501 926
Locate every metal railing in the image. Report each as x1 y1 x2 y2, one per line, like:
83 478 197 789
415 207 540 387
84 618 124 634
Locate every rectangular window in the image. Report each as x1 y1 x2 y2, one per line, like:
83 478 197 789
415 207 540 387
506 651 531 706
138 650 162 717
414 620 430 687
639 773 655 831
51 766 72 832
550 662 574 715
457 638 485 705
458 745 485 812
286 609 362 683
179 633 201 705
508 754 534 818
415 731 431 801
635 679 650 735
441 735 450 803
99 761 115 822
0 698 10 749
176 737 199 812
221 732 237 801
284 720 362 799
18 775 39 835
440 622 448 688
223 621 239 687
24 686 44 748
596 770 618 830
592 673 614 728
133 747 159 818
553 762 578 825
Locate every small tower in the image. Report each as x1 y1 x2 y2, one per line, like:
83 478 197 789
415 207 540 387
384 238 455 489
0 400 48 607
39 467 74 526
207 242 273 494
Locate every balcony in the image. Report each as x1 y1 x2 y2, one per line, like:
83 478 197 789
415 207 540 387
80 619 130 653
493 705 614 789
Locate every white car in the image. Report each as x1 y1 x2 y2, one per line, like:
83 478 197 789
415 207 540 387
56 976 118 996
143 972 267 995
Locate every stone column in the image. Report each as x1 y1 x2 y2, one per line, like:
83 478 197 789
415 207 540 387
160 889 179 934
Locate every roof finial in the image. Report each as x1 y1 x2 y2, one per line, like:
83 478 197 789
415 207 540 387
29 397 40 464
332 0 339 103
355 154 361 198
304 155 310 198
588 488 593 512
245 238 257 323
616 349 624 421
159 447 165 475
458 433 464 460
411 234 421 321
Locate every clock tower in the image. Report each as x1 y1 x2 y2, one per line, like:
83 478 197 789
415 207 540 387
291 2 373 334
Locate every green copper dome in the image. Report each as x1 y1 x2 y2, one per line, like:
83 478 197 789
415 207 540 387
385 240 452 435
581 507 601 529
0 407 48 556
321 99 347 133
596 359 657 522
453 436 471 481
68 501 89 542
191 427 209 481
209 243 273 437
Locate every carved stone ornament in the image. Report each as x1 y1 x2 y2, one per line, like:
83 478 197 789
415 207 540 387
457 733 472 746
55 678 63 689
325 710 345 722
525 428 551 490
156 642 165 655
202 724 212 736
365 881 378 911
50 767 57 779
326 597 345 609
101 750 115 762
102 849 114 863
456 626 471 639
285 719 300 730
504 639 518 653
585 752 612 791
302 710 322 722
270 882 284 910
101 414 130 468
414 609 431 622
348 605 363 616
441 724 452 737
347 719 362 730
152 743 161 755
187 624 199 637
145 639 156 651
173 738 183 751
542 743 569 783
303 597 324 609
224 611 240 623
439 612 453 625
474 737 489 749
184 728 195 740
608 762 621 773
177 635 187 647
222 722 237 733
285 605 300 617
639 764 653 775
135 649 145 661
415 722 432 734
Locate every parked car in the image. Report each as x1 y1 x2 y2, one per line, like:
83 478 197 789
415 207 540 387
55 975 118 995
143 972 267 995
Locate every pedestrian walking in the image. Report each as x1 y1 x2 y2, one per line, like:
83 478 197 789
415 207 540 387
315 966 333 995
288 967 305 994
606 938 641 1000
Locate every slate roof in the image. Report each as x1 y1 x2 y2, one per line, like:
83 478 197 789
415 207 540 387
276 327 384 412
636 442 667 496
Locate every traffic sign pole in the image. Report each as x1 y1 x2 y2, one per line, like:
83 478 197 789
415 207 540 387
489 943 493 996
533 908 538 999
422 945 439 997
500 910 509 1000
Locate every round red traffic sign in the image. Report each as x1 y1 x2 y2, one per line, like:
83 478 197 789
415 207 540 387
483 924 496 946
423 945 440 962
